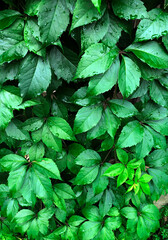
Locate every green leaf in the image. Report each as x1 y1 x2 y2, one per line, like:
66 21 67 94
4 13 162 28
27 218 39 239
137 216 149 239
0 154 27 171
75 43 119 79
53 191 66 211
5 198 19 220
102 14 123 48
49 47 77 83
121 207 137 219
104 216 122 232
140 174 152 183
117 168 128 187
24 19 45 57
116 149 128 164
81 11 109 50
109 99 138 118
14 209 35 225
103 163 125 177
29 142 45 161
82 205 102 222
18 53 51 98
71 0 105 31
42 124 62 152
145 125 167 149
112 0 148 20
0 9 21 30
33 158 61 180
38 0 69 44
0 19 28 64
79 221 102 240
150 80 168 108
135 9 168 42
75 149 101 167
37 208 54 235
5 120 30 140
126 41 168 69
30 167 53 199
8 165 27 193
142 204 160 220
92 163 109 194
51 100 68 120
146 117 168 136
91 0 101 12
118 56 141 98
127 158 142 169
0 102 13 129
73 104 103 134
140 102 168 121
87 56 120 96
99 226 115 240
22 117 44 131
104 107 120 138
25 0 41 16
74 165 99 185
68 215 86 227
136 127 154 159
99 189 112 217
53 183 76 199
47 117 76 141
117 121 144 148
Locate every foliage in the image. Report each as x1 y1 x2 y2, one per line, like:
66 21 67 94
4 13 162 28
0 0 168 239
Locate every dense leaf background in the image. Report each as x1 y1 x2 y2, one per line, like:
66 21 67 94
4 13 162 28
0 0 168 239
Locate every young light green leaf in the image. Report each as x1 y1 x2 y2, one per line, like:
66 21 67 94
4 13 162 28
112 0 148 20
117 121 144 148
87 56 120 96
75 43 119 79
109 99 138 118
103 163 125 177
139 174 152 183
38 0 69 44
18 53 51 98
126 41 168 69
117 168 128 187
135 9 168 42
74 165 99 185
73 105 103 134
47 117 76 141
118 56 141 98
71 0 105 31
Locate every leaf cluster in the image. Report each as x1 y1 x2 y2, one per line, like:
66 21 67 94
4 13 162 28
0 0 168 239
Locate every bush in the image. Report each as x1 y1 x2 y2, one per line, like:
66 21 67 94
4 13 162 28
0 0 168 239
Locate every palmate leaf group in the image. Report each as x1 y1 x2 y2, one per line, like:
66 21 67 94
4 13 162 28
0 0 168 239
